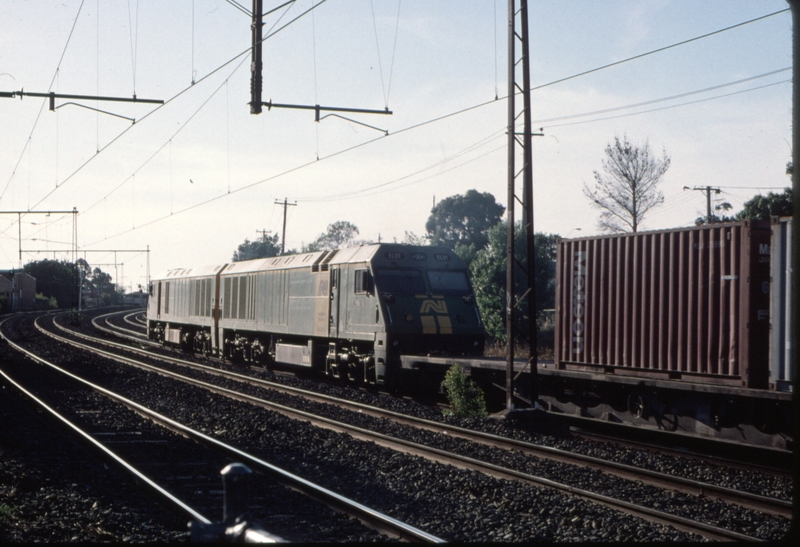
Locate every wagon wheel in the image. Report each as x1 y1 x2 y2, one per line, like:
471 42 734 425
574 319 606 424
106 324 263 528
627 393 645 419
659 405 679 432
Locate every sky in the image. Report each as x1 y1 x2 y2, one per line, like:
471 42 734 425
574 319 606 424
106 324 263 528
0 0 793 292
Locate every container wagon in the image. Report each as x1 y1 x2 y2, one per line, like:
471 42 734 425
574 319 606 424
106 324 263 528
546 220 791 449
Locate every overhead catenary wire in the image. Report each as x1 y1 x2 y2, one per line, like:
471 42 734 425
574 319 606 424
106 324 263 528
11 0 319 219
545 79 790 130
6 5 789 252
533 67 790 126
83 71 789 248
127 0 139 96
385 0 402 108
370 0 387 107
18 3 781 216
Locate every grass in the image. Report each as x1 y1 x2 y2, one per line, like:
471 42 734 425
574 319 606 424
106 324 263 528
483 329 555 361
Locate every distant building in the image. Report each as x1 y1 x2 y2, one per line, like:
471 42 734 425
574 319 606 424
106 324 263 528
123 290 148 307
0 270 37 311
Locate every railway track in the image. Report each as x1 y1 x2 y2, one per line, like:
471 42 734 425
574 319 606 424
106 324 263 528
58 311 796 518
99 307 793 471
0 313 443 543
31 309 794 541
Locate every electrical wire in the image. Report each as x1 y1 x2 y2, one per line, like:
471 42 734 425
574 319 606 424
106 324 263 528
300 129 507 202
21 0 322 215
9 4 790 251
0 0 87 203
370 0 388 107
385 0 402 107
528 8 790 94
128 0 139 96
533 67 790 126
23 0 778 217
81 67 243 215
83 68 789 248
544 79 790 129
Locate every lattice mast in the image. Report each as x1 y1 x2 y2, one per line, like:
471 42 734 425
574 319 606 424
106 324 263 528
505 0 538 411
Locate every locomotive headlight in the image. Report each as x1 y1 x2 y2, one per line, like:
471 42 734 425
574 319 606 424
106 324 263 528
473 340 480 347
393 340 400 347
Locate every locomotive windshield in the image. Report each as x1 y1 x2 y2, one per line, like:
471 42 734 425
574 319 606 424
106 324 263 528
374 269 426 294
427 270 470 294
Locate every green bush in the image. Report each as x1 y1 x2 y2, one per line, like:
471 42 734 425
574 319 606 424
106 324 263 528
68 308 83 325
0 503 14 523
35 292 57 310
440 364 487 418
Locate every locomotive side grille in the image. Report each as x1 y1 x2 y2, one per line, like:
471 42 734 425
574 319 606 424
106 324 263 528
237 276 248 320
311 251 328 272
320 249 338 271
223 277 232 319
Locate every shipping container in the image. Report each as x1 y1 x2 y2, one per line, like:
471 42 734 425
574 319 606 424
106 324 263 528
554 220 773 388
770 216 793 391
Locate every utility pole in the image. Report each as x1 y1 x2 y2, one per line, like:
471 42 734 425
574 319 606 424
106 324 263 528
274 198 296 254
0 209 76 268
256 228 271 243
249 0 263 114
245 0 389 127
683 186 721 224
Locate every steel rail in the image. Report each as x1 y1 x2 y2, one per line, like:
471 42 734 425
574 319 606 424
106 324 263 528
0 317 212 526
122 310 147 328
568 427 793 480
39 316 768 541
53 312 793 519
89 312 160 347
93 310 149 340
19 315 445 543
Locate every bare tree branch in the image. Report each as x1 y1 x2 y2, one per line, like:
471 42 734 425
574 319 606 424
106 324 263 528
583 135 669 233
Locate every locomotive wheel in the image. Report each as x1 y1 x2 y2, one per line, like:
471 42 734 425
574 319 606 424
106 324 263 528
754 401 783 435
627 393 645 419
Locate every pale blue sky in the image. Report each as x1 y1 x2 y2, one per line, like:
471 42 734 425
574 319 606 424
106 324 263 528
0 1 792 289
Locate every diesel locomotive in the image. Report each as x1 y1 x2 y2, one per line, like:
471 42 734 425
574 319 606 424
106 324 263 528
146 244 485 386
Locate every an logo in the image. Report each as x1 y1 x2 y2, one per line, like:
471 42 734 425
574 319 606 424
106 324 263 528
420 300 448 314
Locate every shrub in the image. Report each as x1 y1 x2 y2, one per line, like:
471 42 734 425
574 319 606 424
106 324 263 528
35 292 57 310
0 503 14 523
440 364 487 418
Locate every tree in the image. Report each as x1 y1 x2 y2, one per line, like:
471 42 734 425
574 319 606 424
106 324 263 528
23 259 78 309
584 135 670 233
425 190 505 253
694 201 735 226
734 187 792 220
397 231 428 246
91 268 119 306
469 222 558 343
232 233 281 262
306 221 363 252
